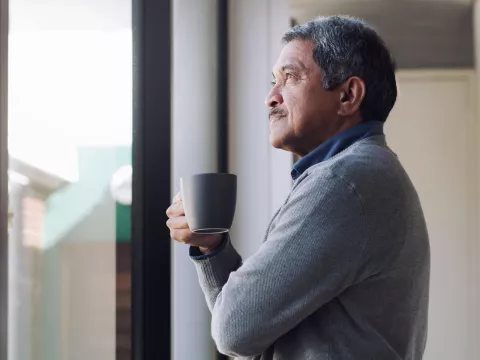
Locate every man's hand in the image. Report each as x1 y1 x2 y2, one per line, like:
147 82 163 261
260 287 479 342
166 192 224 254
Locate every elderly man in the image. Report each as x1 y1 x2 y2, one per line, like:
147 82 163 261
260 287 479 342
167 15 430 360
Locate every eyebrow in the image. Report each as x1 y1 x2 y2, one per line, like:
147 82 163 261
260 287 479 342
282 63 304 72
272 62 306 78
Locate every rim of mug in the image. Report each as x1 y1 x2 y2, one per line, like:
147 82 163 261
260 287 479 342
192 228 229 234
180 173 237 181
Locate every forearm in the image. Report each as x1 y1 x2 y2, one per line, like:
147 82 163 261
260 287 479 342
190 235 243 312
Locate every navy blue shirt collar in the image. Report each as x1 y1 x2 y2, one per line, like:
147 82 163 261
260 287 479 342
291 120 384 180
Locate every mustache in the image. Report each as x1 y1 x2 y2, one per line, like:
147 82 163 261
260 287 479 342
269 108 287 118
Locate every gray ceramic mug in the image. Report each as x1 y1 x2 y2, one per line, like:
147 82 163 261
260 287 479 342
180 173 237 234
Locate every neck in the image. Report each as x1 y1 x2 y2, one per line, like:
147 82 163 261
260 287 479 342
294 117 362 157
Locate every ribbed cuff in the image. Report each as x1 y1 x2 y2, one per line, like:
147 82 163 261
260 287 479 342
189 234 229 260
190 234 242 289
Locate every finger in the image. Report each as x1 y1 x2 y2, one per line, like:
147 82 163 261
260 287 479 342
166 216 189 230
172 191 182 204
170 228 193 244
166 201 185 218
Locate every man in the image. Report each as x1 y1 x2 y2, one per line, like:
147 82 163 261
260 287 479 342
167 16 430 360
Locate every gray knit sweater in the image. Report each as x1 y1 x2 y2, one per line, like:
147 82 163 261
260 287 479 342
191 136 430 360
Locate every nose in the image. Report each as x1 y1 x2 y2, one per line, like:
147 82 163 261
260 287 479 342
265 87 284 108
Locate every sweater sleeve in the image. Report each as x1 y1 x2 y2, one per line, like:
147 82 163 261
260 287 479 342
189 235 243 311
191 170 368 358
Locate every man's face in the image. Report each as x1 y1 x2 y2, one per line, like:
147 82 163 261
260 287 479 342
266 40 340 156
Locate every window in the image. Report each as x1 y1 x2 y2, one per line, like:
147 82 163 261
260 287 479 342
7 1 133 359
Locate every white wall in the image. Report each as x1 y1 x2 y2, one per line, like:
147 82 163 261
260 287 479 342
1 0 10 358
228 0 292 259
171 1 220 359
170 3 292 358
473 2 480 354
386 70 479 360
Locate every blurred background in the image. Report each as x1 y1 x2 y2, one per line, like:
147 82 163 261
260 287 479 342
2 0 479 359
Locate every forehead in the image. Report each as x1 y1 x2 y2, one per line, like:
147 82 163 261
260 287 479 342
273 40 317 73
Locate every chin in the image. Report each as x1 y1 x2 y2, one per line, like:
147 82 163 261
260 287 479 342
269 120 293 151
270 135 289 151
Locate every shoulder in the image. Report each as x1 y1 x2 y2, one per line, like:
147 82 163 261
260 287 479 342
290 138 401 204
307 137 412 198
302 137 421 226
290 163 363 215
297 137 427 274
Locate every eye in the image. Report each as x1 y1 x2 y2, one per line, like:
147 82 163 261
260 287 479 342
285 73 294 80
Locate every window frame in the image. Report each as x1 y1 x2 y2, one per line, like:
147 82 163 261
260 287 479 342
131 0 172 359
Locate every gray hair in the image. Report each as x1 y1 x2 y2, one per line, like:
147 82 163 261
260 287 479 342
283 15 397 123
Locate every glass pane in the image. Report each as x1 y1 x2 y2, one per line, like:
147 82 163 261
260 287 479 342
7 1 132 360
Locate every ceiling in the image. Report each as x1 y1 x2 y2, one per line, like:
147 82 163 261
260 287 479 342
291 0 473 7
290 0 474 68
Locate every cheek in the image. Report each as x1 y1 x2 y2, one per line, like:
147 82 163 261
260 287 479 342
289 86 333 131
283 89 302 117
286 93 313 130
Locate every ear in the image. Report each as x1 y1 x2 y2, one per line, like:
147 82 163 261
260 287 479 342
337 77 366 117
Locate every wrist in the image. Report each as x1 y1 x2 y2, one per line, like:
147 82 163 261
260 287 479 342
199 247 214 255
199 234 225 254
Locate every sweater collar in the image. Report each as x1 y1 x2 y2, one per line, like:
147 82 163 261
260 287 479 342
291 121 384 180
